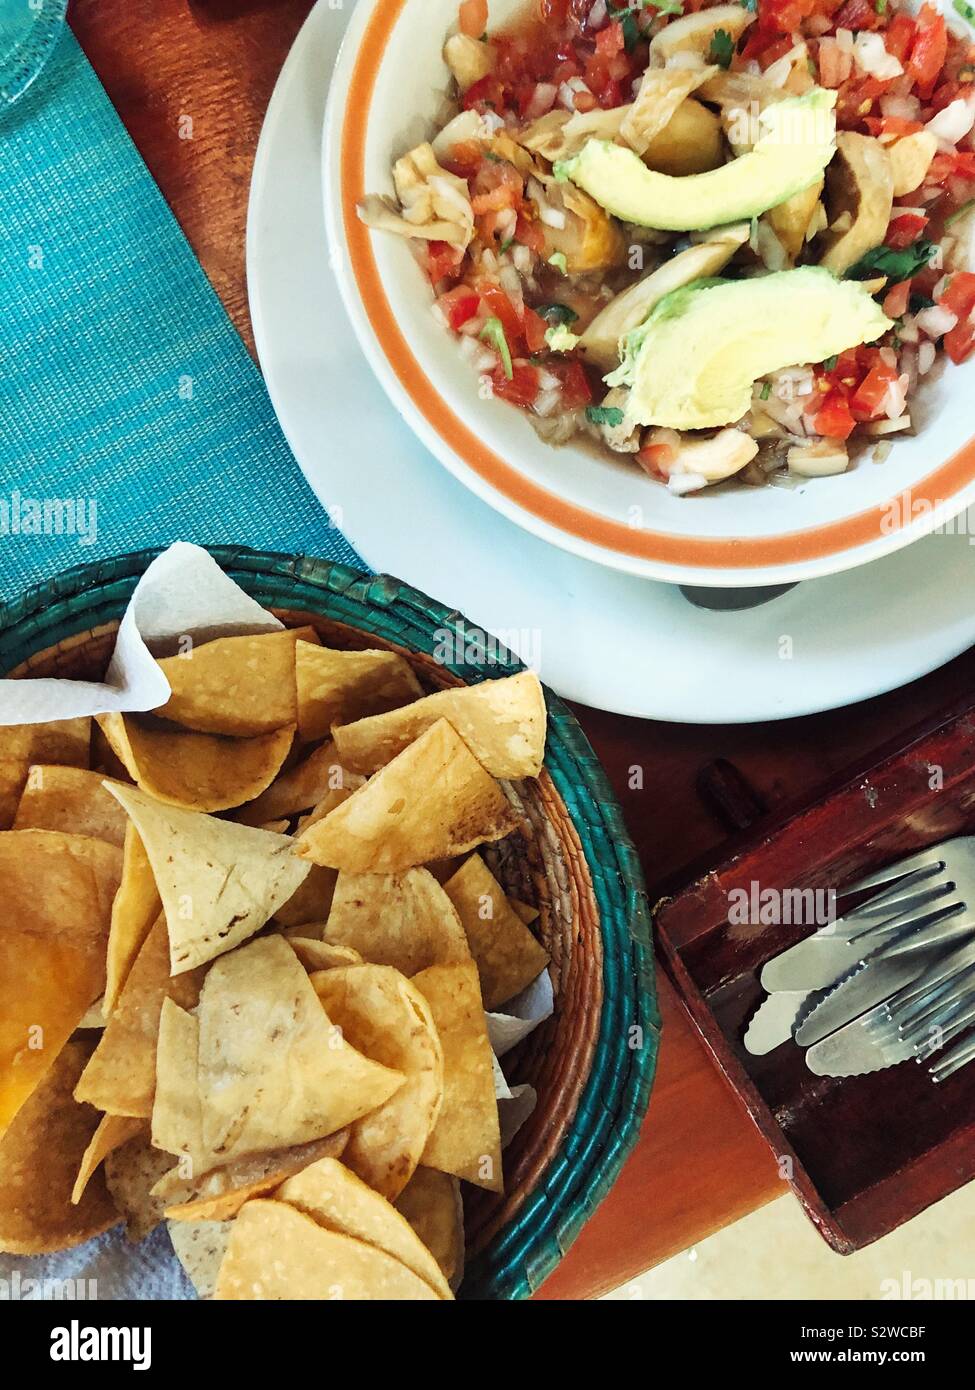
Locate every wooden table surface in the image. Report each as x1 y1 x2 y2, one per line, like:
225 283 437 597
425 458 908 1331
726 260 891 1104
68 0 975 1299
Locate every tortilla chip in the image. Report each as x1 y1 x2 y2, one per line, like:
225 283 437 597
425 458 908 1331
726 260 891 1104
75 915 202 1118
0 717 91 827
311 966 443 1199
169 1218 234 1298
13 766 129 846
295 641 423 743
276 1157 450 1297
104 824 161 1015
257 820 290 834
413 963 502 1192
323 868 470 975
95 712 294 813
288 938 362 972
160 1132 349 1222
235 742 357 827
105 783 310 974
510 897 539 925
0 1040 118 1253
72 1113 144 1204
297 720 518 873
77 999 107 1030
296 780 365 833
443 855 550 1010
394 1167 465 1292
214 1199 439 1301
274 865 339 929
0 831 120 1134
103 1129 174 1241
196 936 405 1165
155 630 308 736
332 671 546 779
152 998 206 1171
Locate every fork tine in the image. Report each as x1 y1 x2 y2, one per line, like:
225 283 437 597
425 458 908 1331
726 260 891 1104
843 848 949 899
930 1029 975 1082
846 883 958 939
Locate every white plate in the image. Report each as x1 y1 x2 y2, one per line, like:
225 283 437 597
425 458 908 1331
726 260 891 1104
246 0 975 722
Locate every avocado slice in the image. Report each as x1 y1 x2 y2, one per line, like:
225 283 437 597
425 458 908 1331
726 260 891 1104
606 267 892 430
555 89 837 233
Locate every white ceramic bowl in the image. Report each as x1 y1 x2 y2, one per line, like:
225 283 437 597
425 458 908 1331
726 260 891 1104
323 0 975 587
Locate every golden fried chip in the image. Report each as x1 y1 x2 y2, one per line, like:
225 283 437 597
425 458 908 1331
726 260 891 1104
160 1132 349 1222
103 1129 174 1242
394 1167 465 1291
104 824 161 1016
413 963 502 1192
106 783 310 974
0 1040 118 1253
72 1113 144 1204
443 855 550 1010
323 868 471 975
75 915 201 1118
277 1157 450 1298
297 720 518 873
0 831 120 1134
296 779 365 832
95 712 294 813
214 1199 439 1301
288 938 362 972
332 671 546 779
169 1218 234 1299
0 717 91 827
13 766 129 846
155 630 309 736
311 966 443 1199
273 865 339 929
152 999 205 1171
235 742 356 827
295 641 423 743
510 897 539 925
197 936 405 1165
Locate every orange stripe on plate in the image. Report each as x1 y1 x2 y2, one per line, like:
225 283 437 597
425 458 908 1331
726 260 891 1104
340 0 975 569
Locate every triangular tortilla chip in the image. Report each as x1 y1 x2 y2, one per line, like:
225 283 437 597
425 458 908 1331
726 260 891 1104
413 963 502 1192
297 720 518 873
311 966 443 1200
0 1040 119 1254
0 718 91 828
288 939 362 972
160 1131 349 1222
235 742 356 827
95 712 294 813
72 1113 144 1204
74 916 202 1118
0 831 120 1134
13 766 129 846
155 629 310 736
105 782 310 974
295 641 423 743
273 865 339 929
169 1218 234 1299
394 1167 465 1292
443 855 550 1009
104 823 161 1015
323 868 470 975
196 936 405 1165
214 1199 439 1301
151 998 207 1172
276 1157 451 1297
104 1129 174 1242
332 671 546 778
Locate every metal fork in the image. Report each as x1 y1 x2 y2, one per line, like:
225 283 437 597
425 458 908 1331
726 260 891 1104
836 837 975 958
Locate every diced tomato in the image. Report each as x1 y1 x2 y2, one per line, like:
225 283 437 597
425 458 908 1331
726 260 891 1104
463 74 506 111
492 362 538 407
637 443 677 479
864 116 924 139
515 212 546 254
741 24 783 63
927 151 975 185
834 0 881 32
523 307 549 356
758 36 796 70
548 359 593 411
940 271 975 321
427 241 464 285
885 213 929 249
851 360 901 421
883 279 912 319
835 75 890 129
538 0 571 23
458 0 488 39
437 286 480 331
885 14 917 65
477 282 523 346
814 389 857 440
442 140 484 178
595 20 625 60
945 321 975 363
907 4 948 99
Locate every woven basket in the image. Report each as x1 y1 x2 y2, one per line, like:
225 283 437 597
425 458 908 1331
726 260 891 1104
0 547 659 1300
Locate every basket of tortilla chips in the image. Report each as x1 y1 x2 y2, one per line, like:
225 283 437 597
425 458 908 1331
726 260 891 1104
0 544 658 1300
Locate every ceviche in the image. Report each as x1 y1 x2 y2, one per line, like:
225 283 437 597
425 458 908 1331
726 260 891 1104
359 0 975 494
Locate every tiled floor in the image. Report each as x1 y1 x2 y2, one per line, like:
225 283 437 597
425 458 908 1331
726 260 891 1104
605 1186 975 1300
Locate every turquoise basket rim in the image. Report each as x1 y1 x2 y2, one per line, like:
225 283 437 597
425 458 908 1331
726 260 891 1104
0 545 660 1300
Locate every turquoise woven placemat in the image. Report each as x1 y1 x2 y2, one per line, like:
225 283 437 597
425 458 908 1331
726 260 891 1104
0 28 362 601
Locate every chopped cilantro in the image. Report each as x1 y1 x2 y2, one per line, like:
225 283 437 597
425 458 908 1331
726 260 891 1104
480 317 513 379
910 293 935 313
548 252 569 275
537 303 579 324
846 240 937 285
822 355 838 372
586 405 626 428
759 381 772 400
709 28 734 68
499 236 515 254
954 0 975 24
875 0 888 14
741 0 758 10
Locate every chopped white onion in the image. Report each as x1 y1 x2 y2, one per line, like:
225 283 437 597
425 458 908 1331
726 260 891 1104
927 98 975 148
915 304 958 338
538 204 567 229
853 32 903 81
533 388 563 418
918 340 937 375
524 83 558 121
668 471 709 495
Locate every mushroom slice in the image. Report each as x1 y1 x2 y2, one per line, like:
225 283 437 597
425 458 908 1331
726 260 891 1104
578 226 749 372
443 33 496 93
619 65 718 157
648 5 755 67
520 106 628 162
818 132 893 275
787 439 849 476
648 427 759 489
888 130 938 197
